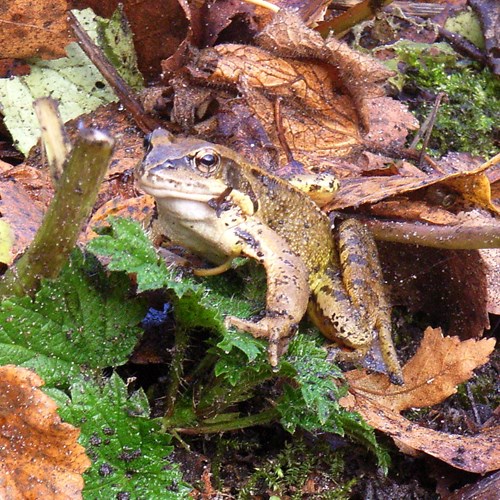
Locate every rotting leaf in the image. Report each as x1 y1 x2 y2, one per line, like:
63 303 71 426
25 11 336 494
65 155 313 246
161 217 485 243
0 365 90 498
340 328 498 473
0 0 73 59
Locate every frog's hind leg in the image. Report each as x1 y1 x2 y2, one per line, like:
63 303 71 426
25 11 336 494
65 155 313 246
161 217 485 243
337 219 404 385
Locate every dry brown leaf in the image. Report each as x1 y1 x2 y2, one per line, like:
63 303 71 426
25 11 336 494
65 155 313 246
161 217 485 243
0 0 73 59
0 365 90 497
345 328 496 411
345 393 500 474
0 179 44 264
190 43 362 159
180 9 418 172
327 153 498 211
256 10 394 126
83 195 154 243
341 328 498 473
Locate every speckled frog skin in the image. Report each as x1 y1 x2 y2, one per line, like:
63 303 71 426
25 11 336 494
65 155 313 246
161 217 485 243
136 129 403 384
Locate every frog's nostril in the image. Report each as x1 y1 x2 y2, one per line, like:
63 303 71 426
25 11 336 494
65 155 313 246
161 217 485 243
149 164 172 175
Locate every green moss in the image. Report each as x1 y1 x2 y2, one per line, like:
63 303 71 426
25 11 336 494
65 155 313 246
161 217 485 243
238 438 355 499
395 43 499 157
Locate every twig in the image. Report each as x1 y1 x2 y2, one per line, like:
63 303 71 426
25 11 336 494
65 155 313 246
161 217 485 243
410 92 446 169
68 11 161 134
33 97 71 184
346 216 500 249
164 325 190 417
0 128 114 299
316 0 395 36
387 7 488 67
171 407 281 434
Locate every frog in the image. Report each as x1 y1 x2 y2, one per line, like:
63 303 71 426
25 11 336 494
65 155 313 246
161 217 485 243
135 129 404 384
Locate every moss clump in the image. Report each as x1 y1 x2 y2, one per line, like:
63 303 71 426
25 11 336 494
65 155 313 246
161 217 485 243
396 43 499 158
238 438 355 499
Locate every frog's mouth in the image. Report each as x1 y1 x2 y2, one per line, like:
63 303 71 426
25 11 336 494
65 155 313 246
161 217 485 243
138 175 228 203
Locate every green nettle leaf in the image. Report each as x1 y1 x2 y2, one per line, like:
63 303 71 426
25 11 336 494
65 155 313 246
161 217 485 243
55 374 191 498
216 329 266 364
88 218 385 466
88 217 168 292
277 334 390 470
0 250 145 386
277 335 345 431
87 217 204 296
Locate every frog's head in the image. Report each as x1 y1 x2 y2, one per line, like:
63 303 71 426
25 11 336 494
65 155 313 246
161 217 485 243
136 129 230 202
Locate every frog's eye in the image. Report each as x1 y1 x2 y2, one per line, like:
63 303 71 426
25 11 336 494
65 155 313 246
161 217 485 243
193 149 220 174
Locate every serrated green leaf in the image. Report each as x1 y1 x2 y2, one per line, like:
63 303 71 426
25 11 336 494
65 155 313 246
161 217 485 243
216 329 265 362
87 218 205 297
276 334 389 469
0 250 144 386
278 334 345 431
56 374 191 498
88 217 170 292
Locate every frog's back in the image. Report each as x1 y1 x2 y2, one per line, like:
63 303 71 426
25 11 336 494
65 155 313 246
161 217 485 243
219 152 335 276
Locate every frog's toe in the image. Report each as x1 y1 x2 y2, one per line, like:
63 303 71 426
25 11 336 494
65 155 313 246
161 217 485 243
225 315 297 366
225 315 270 338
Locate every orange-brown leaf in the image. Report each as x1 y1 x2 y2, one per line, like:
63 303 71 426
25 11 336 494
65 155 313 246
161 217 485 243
344 393 500 474
341 328 498 473
0 365 90 498
346 327 495 412
0 0 73 59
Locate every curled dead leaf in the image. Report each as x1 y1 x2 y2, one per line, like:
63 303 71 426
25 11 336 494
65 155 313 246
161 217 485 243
0 365 90 498
341 328 498 473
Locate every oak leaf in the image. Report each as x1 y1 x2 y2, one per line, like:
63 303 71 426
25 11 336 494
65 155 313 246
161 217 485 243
341 328 498 473
0 365 90 498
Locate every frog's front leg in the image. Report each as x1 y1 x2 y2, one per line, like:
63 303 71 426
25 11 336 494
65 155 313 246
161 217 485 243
224 220 310 367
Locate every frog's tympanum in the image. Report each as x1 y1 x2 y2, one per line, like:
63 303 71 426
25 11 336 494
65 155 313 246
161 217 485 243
136 129 404 384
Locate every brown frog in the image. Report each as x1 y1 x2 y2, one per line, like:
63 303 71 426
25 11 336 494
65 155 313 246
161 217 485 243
135 129 403 384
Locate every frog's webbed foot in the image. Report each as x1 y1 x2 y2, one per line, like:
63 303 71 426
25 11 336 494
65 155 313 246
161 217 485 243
225 314 298 367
